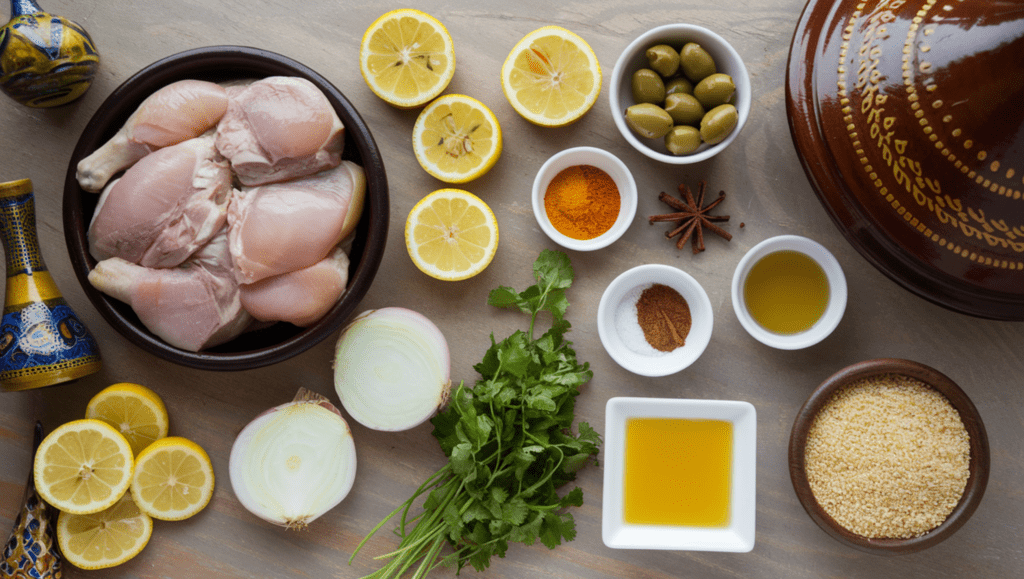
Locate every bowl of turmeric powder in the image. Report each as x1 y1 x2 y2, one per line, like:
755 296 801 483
531 147 637 251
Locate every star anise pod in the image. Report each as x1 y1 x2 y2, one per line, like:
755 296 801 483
649 180 732 254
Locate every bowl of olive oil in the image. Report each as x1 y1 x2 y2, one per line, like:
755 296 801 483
602 396 757 552
731 235 847 350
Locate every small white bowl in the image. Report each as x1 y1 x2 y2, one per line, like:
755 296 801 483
532 147 638 251
596 264 712 376
731 235 847 350
609 24 751 164
602 396 757 552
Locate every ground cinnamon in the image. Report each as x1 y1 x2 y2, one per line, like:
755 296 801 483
636 283 691 352
544 164 620 240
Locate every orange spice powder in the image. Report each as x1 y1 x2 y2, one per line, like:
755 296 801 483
544 165 620 240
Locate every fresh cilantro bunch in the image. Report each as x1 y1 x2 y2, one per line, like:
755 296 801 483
351 250 601 579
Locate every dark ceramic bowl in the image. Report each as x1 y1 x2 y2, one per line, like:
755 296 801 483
789 359 989 554
62 46 389 371
787 0 1024 319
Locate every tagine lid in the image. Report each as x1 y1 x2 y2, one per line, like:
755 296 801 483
787 0 1024 320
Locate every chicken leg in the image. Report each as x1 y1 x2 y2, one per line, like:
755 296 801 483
77 80 229 192
87 230 252 352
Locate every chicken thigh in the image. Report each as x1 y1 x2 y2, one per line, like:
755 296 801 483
215 76 345 186
239 246 350 327
77 80 229 192
88 230 252 352
88 135 233 269
227 160 365 284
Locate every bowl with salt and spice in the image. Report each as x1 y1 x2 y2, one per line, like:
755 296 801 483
789 358 990 555
532 147 637 251
596 263 712 377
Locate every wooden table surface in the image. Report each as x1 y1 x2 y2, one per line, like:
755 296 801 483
2 1 1022 577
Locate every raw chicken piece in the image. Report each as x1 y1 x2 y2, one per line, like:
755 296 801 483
215 76 345 186
77 80 229 192
88 230 252 352
240 246 350 327
88 135 233 269
227 160 365 284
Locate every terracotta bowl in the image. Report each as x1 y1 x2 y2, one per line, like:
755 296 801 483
787 0 1024 319
788 359 990 554
62 46 389 371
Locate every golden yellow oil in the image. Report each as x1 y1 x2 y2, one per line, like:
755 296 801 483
743 250 830 334
623 418 732 527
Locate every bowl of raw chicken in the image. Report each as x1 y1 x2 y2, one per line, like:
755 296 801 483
63 46 389 371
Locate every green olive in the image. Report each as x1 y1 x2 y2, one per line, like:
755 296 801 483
663 93 705 126
625 103 674 139
664 76 694 97
664 125 702 156
700 104 739 145
680 42 717 82
694 73 735 109
631 68 666 104
645 44 680 78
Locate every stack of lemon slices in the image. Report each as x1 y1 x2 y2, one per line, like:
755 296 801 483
33 383 214 570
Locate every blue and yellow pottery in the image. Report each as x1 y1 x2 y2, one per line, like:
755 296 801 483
0 0 99 107
1 422 62 579
0 179 101 391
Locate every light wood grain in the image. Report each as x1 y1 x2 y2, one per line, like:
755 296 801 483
1 1 1022 578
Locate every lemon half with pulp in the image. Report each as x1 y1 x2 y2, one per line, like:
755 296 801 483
34 419 134 515
57 492 153 570
360 9 455 108
501 26 602 126
86 382 169 457
130 436 215 521
406 189 499 281
413 94 502 183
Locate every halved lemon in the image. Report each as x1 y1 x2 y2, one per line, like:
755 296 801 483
501 26 602 127
360 9 456 108
406 189 498 281
57 492 153 570
86 383 169 457
413 94 502 183
130 436 215 521
34 419 134 515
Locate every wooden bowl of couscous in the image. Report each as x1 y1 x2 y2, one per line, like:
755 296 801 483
788 358 990 555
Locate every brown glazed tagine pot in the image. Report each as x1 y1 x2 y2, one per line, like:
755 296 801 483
787 0 1024 320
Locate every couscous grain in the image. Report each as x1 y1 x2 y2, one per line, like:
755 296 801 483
804 373 971 539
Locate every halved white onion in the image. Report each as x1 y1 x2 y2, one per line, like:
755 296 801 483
334 307 451 431
228 388 356 529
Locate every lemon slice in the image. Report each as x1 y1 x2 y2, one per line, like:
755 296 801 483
413 94 503 183
57 492 153 570
501 26 602 127
86 383 169 457
360 9 456 108
406 189 499 281
34 419 134 515
130 437 215 521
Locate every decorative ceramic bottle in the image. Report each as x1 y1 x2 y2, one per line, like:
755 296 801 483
0 179 101 391
1 422 62 578
0 0 100 107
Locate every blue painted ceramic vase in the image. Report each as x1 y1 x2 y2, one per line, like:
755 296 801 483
0 179 101 391
1 422 62 578
0 0 99 107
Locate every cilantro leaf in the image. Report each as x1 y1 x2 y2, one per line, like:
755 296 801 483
351 250 601 579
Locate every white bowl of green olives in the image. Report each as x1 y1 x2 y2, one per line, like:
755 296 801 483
610 24 750 163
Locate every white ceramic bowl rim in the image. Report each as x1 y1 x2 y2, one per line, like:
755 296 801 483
602 396 757 552
596 264 713 376
609 24 751 164
730 235 848 350
531 146 638 251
